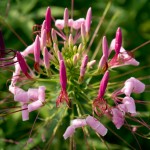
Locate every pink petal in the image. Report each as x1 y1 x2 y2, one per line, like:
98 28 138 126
38 86 46 102
86 116 107 136
28 100 43 112
21 103 29 121
72 18 85 30
28 88 38 101
111 108 124 129
123 96 136 114
55 20 64 29
63 126 75 140
71 119 87 128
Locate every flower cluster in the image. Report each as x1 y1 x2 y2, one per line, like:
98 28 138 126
2 6 146 141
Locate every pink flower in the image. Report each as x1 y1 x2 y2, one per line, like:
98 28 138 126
111 108 124 129
63 126 75 140
72 18 85 30
86 116 107 136
121 77 145 96
38 86 46 103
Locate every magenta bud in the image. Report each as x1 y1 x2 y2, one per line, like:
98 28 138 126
98 55 107 70
43 47 50 69
102 36 108 60
16 51 31 78
98 70 109 98
28 100 43 112
41 20 46 31
115 27 122 54
45 7 51 33
64 8 69 27
34 35 41 63
85 7 92 33
80 55 88 77
60 60 67 91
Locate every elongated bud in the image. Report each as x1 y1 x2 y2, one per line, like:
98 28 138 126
41 20 46 31
45 7 51 33
34 35 41 63
64 8 69 27
115 27 122 54
43 47 50 69
81 23 86 44
69 34 73 47
102 36 108 60
51 28 57 43
85 7 92 33
57 51 64 62
21 104 29 121
78 43 83 54
87 60 96 68
38 86 46 102
80 55 88 77
60 60 67 91
98 55 107 70
16 51 31 78
41 29 47 49
98 70 109 98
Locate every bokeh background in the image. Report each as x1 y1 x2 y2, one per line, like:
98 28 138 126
0 0 150 149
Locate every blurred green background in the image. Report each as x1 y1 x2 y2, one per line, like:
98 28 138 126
0 0 150 149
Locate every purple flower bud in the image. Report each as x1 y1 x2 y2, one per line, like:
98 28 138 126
85 7 92 33
102 36 108 60
16 51 31 78
86 116 107 136
38 86 46 102
63 126 75 140
34 35 41 63
115 27 122 54
80 55 88 77
43 47 50 69
64 8 69 27
21 103 29 121
28 100 43 112
98 71 109 99
60 60 67 91
45 7 51 33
